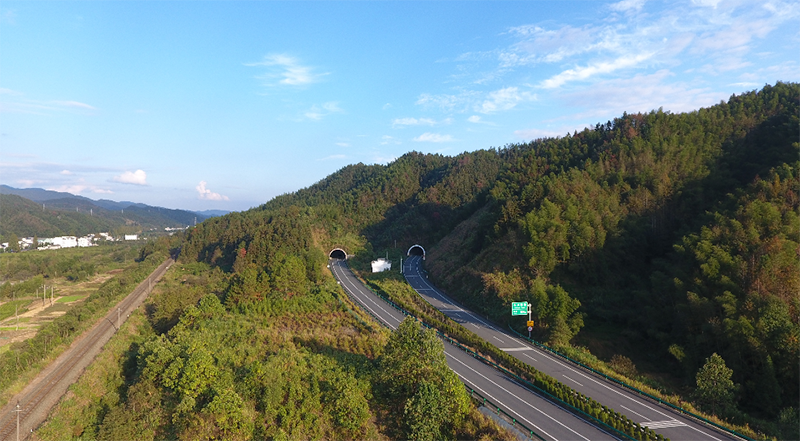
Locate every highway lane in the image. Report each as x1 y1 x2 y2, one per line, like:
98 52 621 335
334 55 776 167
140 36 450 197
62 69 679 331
329 259 620 441
403 255 740 441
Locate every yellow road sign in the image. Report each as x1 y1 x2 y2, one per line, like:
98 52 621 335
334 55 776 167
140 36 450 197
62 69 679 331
527 320 534 327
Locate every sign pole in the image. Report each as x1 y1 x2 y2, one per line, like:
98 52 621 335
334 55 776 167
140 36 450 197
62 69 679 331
528 304 532 339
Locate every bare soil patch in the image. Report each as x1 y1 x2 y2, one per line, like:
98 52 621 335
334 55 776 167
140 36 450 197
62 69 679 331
0 272 111 350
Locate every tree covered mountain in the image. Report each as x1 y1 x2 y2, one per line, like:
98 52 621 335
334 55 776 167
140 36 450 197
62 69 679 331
181 82 798 433
0 189 208 239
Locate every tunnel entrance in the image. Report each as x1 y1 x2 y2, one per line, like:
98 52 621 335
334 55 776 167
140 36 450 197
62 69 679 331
407 245 426 260
329 248 347 260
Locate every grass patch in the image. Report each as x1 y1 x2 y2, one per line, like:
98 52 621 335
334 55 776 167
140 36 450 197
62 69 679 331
56 295 86 303
0 299 30 321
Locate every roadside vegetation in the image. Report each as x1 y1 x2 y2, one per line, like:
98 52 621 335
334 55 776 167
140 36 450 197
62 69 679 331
37 256 515 440
0 240 175 407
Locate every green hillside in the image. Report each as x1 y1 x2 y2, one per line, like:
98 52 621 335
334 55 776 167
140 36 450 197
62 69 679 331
179 82 798 437
0 194 120 238
0 193 201 240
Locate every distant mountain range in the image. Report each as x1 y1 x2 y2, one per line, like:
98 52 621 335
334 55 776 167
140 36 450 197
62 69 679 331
0 185 230 238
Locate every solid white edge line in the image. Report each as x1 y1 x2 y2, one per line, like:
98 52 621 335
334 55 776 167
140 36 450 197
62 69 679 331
403 256 730 441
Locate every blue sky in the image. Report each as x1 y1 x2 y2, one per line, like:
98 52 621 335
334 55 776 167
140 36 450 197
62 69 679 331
1 0 797 212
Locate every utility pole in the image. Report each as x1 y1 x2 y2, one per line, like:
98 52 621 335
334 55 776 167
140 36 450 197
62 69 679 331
14 401 21 441
400 257 403 274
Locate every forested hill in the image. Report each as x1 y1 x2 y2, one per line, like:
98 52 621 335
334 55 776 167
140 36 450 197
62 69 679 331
0 191 205 239
0 194 120 238
182 82 799 430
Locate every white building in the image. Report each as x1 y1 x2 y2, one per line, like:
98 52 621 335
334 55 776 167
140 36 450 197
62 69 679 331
371 258 392 273
124 234 138 241
49 236 78 248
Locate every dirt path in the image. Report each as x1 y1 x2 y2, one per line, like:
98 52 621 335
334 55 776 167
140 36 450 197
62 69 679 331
0 258 174 441
0 271 119 348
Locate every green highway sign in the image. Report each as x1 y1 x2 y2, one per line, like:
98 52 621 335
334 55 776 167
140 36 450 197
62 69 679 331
511 301 528 316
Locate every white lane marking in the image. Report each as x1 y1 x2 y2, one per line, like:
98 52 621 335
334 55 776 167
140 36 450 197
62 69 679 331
620 405 649 421
524 353 538 362
492 336 505 344
500 347 533 352
534 348 676 421
403 257 725 440
332 262 401 330
562 375 584 387
446 352 593 441
644 420 687 429
683 423 725 441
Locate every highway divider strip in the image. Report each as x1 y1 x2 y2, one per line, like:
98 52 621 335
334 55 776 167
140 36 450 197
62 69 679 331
506 325 755 441
408 266 750 441
333 269 546 440
338 266 666 441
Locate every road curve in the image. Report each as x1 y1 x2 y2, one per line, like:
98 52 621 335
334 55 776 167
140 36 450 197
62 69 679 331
0 258 174 441
330 258 620 441
403 255 741 441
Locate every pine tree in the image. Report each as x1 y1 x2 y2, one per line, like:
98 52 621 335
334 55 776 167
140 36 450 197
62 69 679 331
695 353 736 415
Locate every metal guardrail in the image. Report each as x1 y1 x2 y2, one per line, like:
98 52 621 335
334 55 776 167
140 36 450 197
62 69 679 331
506 325 755 441
466 385 547 441
333 269 550 440
335 267 637 441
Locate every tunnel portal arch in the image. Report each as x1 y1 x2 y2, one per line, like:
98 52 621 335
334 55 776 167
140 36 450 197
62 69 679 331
329 248 347 260
407 245 426 260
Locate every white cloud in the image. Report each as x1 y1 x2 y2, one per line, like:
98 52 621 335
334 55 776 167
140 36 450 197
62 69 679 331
113 170 148 186
691 0 721 8
513 128 566 140
540 53 654 89
92 188 113 194
380 135 402 145
318 154 346 161
60 169 72 175
304 102 343 121
52 100 96 110
467 115 482 123
496 0 798 93
560 69 725 118
196 181 229 201
0 88 23 96
514 124 589 140
391 117 453 128
0 90 97 115
610 0 646 12
413 133 454 143
246 54 328 87
50 184 88 194
415 92 478 112
392 117 436 127
335 142 350 147
478 87 537 113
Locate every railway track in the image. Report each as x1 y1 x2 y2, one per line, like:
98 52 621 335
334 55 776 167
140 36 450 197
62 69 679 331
0 257 174 441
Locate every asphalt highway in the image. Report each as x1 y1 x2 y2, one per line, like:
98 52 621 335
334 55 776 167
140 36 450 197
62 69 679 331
329 258 620 441
403 255 741 441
